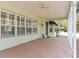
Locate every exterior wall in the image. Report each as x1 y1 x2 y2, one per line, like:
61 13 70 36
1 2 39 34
0 2 48 50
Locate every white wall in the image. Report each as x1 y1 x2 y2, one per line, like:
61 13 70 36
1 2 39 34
0 34 40 50
0 2 47 51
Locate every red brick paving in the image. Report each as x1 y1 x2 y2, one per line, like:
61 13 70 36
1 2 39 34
0 37 72 58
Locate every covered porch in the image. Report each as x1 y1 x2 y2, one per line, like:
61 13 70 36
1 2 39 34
0 1 77 58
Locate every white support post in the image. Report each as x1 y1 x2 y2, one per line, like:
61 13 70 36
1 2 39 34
15 15 17 37
73 1 77 58
68 9 73 49
25 17 26 35
0 9 1 39
68 1 76 57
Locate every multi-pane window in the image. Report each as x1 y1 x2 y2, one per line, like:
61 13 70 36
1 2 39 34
9 14 15 25
21 17 25 26
17 16 25 36
0 9 37 38
21 17 25 35
21 27 25 35
17 16 21 26
32 20 37 34
1 11 7 18
26 18 37 34
17 16 21 36
1 10 15 38
26 18 29 34
17 27 21 36
1 11 7 25
9 13 15 36
1 26 15 37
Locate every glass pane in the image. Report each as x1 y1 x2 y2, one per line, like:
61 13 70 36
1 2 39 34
1 11 7 18
17 16 20 26
9 14 15 25
21 17 25 26
21 27 25 35
9 14 15 20
1 11 7 25
1 19 6 25
1 26 15 38
26 19 29 26
1 26 5 37
26 27 29 34
33 28 37 33
28 27 32 34
29 19 31 26
17 27 21 36
11 26 15 36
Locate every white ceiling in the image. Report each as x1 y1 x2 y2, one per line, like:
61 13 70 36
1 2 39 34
14 1 71 19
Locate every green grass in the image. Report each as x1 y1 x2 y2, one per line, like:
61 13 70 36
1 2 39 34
57 20 79 32
77 21 79 32
59 20 68 31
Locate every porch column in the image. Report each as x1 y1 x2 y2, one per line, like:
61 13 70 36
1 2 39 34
72 1 77 57
68 9 72 49
68 1 76 57
15 15 17 36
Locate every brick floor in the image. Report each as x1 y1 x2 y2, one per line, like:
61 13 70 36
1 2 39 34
0 37 72 58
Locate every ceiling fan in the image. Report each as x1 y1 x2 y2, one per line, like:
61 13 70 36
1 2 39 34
40 2 50 9
40 2 50 11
